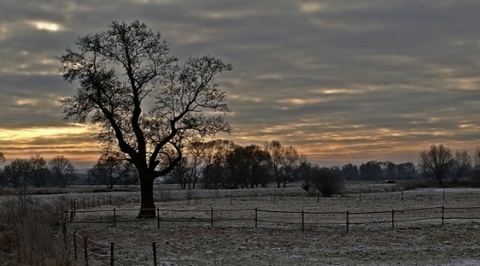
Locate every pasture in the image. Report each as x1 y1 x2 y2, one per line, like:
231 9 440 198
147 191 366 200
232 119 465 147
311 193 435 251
62 184 480 265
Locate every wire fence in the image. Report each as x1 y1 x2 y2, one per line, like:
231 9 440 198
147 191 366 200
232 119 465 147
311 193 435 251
62 204 480 265
59 190 480 265
62 190 480 232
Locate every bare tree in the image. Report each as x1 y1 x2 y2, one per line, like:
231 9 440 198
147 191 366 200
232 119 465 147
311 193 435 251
474 146 480 172
280 145 300 188
49 156 77 188
88 153 137 189
185 141 210 189
202 139 236 189
169 157 190 188
264 141 283 188
3 159 31 188
449 150 472 185
0 152 6 187
264 141 301 188
418 144 452 185
59 21 231 218
28 154 49 187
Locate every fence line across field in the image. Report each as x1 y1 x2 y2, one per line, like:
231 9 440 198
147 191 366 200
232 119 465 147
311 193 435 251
63 189 480 232
60 189 480 266
64 204 480 231
63 205 480 265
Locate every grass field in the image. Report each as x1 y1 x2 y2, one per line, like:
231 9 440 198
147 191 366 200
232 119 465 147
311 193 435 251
57 183 480 266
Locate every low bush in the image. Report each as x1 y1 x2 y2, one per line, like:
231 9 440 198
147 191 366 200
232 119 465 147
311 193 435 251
306 167 344 197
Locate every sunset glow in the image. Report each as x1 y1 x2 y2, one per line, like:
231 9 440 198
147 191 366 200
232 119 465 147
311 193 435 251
1 1 479 168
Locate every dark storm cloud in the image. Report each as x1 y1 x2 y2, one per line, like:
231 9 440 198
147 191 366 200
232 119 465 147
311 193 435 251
1 0 480 166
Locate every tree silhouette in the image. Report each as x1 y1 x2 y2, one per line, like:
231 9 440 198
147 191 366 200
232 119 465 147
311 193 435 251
59 21 231 218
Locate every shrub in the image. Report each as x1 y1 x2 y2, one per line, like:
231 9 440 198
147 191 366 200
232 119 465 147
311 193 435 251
307 167 344 197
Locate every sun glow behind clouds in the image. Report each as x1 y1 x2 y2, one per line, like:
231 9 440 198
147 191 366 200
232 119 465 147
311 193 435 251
29 21 62 32
0 125 90 141
0 125 100 167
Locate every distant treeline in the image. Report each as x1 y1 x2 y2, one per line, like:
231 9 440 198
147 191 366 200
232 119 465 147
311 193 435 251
1 143 479 189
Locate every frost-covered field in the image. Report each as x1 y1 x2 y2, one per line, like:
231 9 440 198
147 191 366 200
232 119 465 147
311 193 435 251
61 184 480 266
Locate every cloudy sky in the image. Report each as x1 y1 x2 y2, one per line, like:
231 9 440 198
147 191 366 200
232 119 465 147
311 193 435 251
1 0 480 168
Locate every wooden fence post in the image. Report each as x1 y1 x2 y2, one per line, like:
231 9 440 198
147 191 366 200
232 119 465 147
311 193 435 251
346 211 349 232
73 230 77 260
211 207 214 227
70 206 74 222
157 207 160 228
391 209 395 229
110 242 114 266
84 236 88 266
63 213 67 249
441 205 445 225
153 242 157 266
401 190 404 201
301 210 305 232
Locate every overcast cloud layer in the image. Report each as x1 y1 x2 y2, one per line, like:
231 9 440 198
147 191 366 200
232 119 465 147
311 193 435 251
1 0 480 167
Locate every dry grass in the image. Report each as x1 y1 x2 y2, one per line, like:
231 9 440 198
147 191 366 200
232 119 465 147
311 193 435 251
0 191 72 265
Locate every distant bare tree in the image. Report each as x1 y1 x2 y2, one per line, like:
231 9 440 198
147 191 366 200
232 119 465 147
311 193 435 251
49 156 77 188
359 161 382 181
169 157 190 188
264 141 283 187
88 153 137 189
185 141 210 189
28 154 49 187
341 164 359 180
3 159 31 188
225 145 271 188
280 145 300 188
418 144 452 185
396 162 417 179
474 146 480 173
202 140 236 189
264 141 301 188
0 152 5 187
449 150 472 185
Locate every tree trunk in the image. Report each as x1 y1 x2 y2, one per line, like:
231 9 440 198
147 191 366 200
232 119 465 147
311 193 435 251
137 176 156 218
